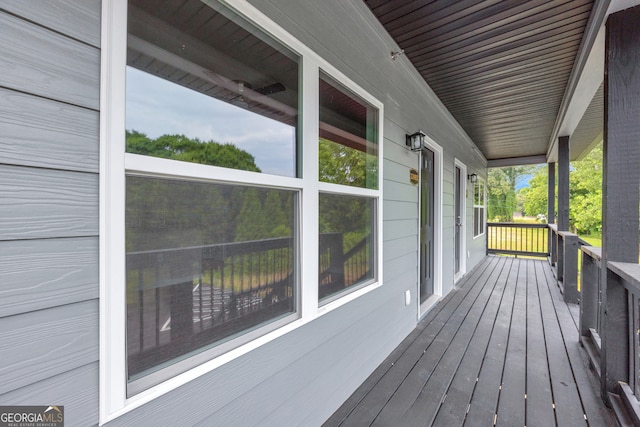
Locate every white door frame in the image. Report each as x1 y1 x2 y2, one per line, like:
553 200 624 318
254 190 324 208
454 159 467 283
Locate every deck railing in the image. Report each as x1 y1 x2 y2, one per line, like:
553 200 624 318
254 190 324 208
127 233 370 375
486 222 549 257
579 245 602 375
487 222 589 304
547 225 593 304
319 233 372 299
126 236 296 376
579 247 640 424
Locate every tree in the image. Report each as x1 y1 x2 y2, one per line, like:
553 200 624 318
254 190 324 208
520 143 602 234
521 166 550 220
569 144 602 234
487 166 533 222
126 130 261 172
318 138 377 188
125 130 267 251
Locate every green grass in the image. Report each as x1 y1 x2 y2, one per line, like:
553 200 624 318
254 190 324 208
511 217 543 224
579 233 602 247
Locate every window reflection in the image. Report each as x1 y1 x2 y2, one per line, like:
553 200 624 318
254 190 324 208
124 0 301 394
319 73 378 189
126 0 299 177
126 176 297 385
319 193 375 301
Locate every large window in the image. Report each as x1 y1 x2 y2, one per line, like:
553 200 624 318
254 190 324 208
102 0 382 417
474 179 486 237
124 0 300 394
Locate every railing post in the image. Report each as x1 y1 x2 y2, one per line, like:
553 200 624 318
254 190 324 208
168 251 195 344
547 162 556 261
328 233 345 289
560 232 579 303
556 232 564 283
548 224 558 268
557 137 570 232
580 247 602 339
603 268 630 393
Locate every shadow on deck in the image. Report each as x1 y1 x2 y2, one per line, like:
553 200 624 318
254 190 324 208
325 256 615 427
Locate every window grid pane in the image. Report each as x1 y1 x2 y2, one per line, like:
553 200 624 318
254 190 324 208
318 193 375 301
126 176 297 386
318 73 378 189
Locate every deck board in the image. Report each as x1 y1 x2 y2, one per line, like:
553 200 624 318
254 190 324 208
325 256 615 427
398 255 509 427
495 258 527 427
464 257 520 427
338 257 495 426
431 257 514 427
525 260 556 427
371 257 501 426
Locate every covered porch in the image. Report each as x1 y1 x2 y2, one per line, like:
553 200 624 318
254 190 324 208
338 1 640 425
326 256 615 426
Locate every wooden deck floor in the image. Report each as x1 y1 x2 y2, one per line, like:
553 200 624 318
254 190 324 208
325 256 615 427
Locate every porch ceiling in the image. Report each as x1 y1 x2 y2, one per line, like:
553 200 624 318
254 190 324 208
364 0 603 164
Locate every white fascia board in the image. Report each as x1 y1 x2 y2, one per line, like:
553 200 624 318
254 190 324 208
557 27 604 140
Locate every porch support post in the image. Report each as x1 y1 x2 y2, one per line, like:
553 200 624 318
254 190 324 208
556 137 570 291
557 136 570 232
548 162 556 263
600 5 640 400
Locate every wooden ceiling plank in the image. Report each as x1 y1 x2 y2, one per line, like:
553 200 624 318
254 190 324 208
410 16 588 71
442 80 568 109
413 27 583 77
395 0 560 46
399 1 590 58
383 0 503 34
424 41 580 89
367 0 439 26
437 75 571 107
450 96 564 119
430 60 574 96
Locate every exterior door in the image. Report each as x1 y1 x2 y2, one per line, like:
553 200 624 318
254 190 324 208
420 148 435 303
454 165 462 275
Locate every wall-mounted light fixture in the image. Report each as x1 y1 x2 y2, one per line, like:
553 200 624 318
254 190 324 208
468 173 478 183
406 131 426 152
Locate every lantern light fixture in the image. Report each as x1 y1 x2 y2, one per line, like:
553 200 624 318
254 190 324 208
405 130 426 152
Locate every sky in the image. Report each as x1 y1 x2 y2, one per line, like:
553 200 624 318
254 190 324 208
125 67 296 177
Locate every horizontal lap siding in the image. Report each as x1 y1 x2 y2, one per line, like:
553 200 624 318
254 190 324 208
0 88 99 173
0 166 99 240
0 363 98 427
0 237 98 318
0 2 100 424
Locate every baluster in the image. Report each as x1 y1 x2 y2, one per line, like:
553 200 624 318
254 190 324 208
210 264 214 327
198 270 203 330
138 269 144 351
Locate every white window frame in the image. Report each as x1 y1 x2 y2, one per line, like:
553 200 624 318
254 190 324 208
317 69 381 307
99 0 383 422
473 178 486 238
